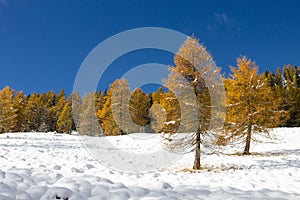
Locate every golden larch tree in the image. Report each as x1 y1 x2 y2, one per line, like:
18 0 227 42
225 56 286 154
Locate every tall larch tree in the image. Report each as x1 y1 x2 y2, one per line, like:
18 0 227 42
225 56 286 155
163 36 224 169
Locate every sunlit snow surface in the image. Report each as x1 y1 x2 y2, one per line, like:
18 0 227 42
0 128 299 199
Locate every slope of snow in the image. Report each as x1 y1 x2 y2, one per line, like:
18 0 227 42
0 128 299 199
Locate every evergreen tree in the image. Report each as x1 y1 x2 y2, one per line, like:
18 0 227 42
225 57 286 154
0 86 18 133
283 65 300 126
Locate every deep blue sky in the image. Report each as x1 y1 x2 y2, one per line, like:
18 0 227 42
0 0 299 95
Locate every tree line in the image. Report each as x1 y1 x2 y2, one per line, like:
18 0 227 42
0 37 299 169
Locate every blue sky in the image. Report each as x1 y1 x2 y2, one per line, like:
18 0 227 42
0 0 299 95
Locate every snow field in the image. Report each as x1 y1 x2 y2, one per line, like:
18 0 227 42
0 128 299 199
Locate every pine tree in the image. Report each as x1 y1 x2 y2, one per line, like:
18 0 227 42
225 57 286 154
283 65 300 126
57 102 73 134
0 86 18 133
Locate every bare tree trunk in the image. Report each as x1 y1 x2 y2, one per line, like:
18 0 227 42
193 127 201 169
243 125 252 155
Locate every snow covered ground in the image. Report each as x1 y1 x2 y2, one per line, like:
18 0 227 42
0 128 299 199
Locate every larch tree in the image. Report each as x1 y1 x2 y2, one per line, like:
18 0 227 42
0 86 18 133
78 92 101 136
70 91 82 130
57 102 73 134
13 91 27 132
225 56 286 155
129 88 151 132
110 78 134 134
163 36 225 169
159 91 181 133
97 80 122 136
51 90 66 131
149 87 167 133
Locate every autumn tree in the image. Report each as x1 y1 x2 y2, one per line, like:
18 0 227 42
150 87 167 133
129 88 151 132
13 91 27 132
0 86 18 133
57 102 73 134
70 91 82 130
78 92 101 136
50 90 66 131
163 37 225 169
225 57 286 154
159 91 181 133
97 79 134 135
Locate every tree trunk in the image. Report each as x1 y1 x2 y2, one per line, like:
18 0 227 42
243 125 252 155
193 127 201 169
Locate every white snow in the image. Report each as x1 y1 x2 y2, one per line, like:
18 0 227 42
0 128 299 199
164 121 176 125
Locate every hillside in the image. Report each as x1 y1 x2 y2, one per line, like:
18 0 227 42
0 128 299 199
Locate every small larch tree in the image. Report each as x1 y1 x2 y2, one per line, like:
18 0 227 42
225 56 286 154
